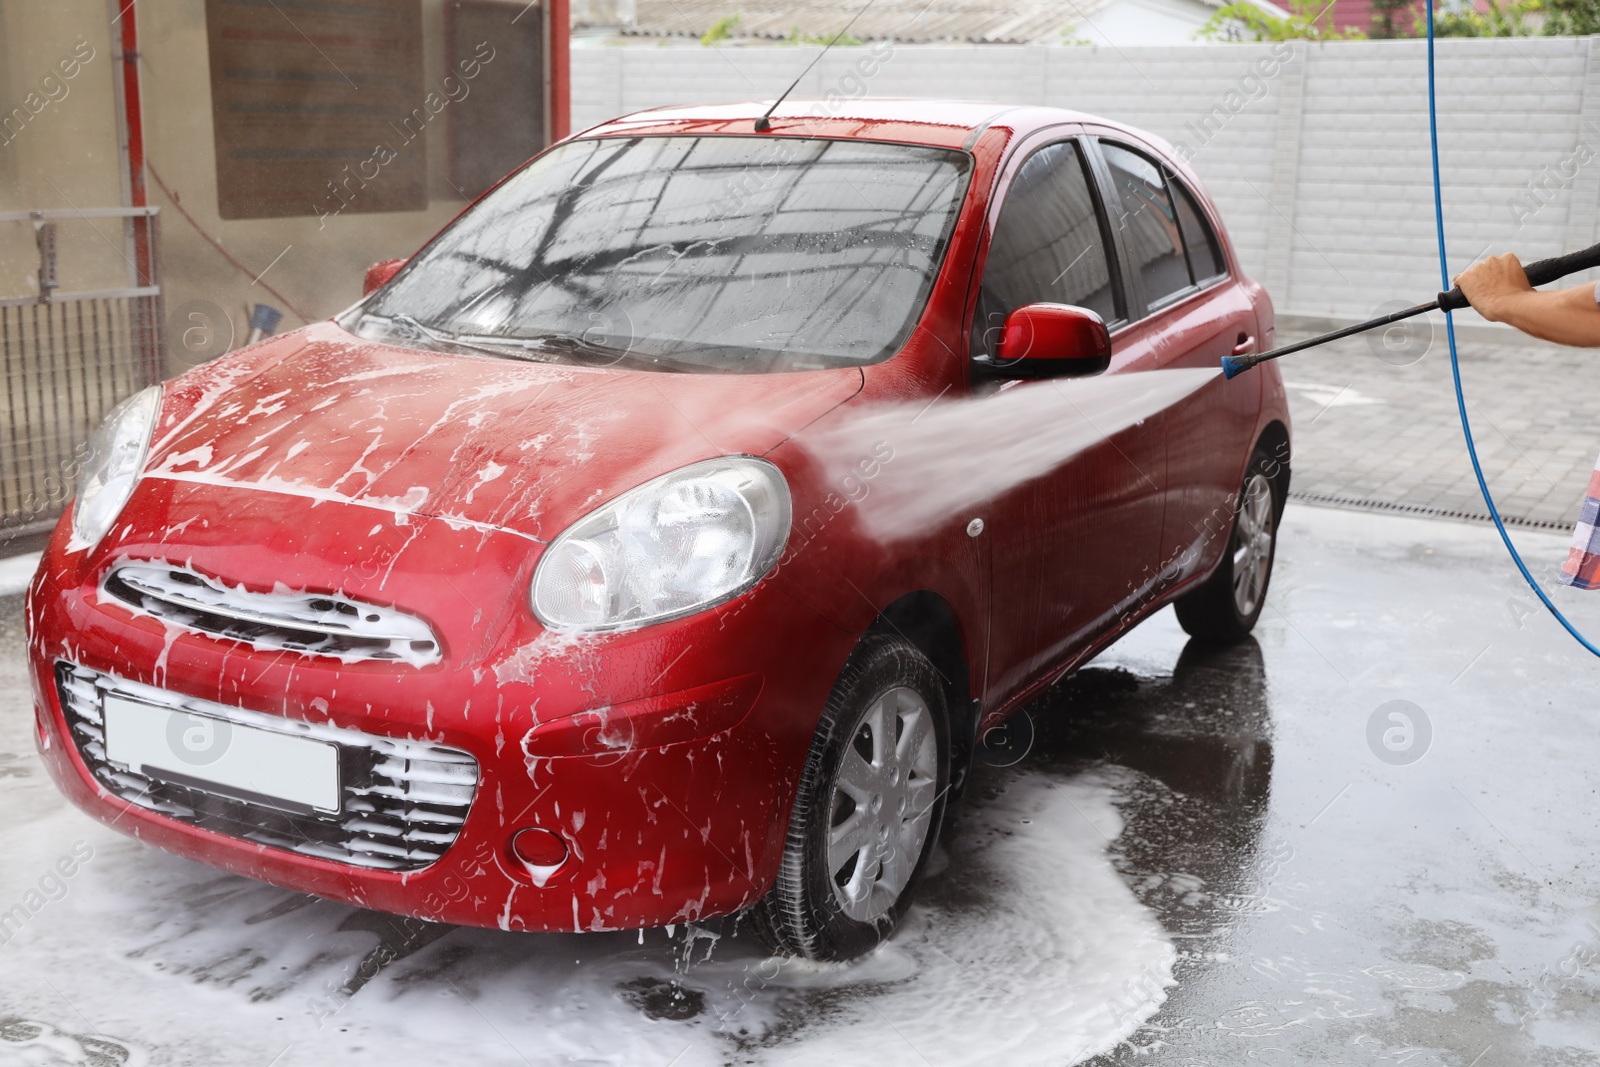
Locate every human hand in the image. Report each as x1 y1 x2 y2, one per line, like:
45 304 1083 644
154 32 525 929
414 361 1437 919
1453 253 1532 322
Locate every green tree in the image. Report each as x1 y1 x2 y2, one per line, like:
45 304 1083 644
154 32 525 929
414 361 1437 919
1414 0 1539 36
701 14 740 45
784 24 864 45
1543 0 1600 34
1369 0 1420 37
1198 0 1365 40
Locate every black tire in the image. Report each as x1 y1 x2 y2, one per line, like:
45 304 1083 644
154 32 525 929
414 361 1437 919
748 634 950 961
1174 445 1283 643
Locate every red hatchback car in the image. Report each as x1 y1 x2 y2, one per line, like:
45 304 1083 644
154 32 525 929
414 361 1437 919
27 100 1289 961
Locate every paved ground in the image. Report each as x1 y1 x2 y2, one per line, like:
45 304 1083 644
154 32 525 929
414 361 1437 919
2 318 1599 1065
3 504 1599 1066
1277 319 1598 531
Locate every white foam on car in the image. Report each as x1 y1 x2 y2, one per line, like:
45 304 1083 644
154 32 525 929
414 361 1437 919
0 766 1171 1066
0 550 42 597
803 367 1220 542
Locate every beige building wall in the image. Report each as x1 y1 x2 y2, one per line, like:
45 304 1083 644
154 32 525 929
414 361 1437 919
0 0 126 296
0 0 475 373
138 0 469 370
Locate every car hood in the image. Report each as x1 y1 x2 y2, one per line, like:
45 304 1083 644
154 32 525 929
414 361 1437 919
143 322 864 542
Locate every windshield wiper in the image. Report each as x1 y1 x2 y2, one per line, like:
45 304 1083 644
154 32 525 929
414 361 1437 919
457 332 660 368
460 333 623 355
386 319 728 372
388 315 561 364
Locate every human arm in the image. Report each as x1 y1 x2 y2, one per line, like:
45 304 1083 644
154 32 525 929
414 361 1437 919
1454 252 1600 348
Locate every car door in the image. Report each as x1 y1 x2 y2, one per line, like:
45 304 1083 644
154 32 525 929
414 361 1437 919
1091 135 1262 587
974 135 1167 711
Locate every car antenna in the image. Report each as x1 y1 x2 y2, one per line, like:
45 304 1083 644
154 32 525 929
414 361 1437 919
753 0 880 132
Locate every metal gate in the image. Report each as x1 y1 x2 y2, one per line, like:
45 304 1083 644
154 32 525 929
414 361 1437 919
1 207 163 545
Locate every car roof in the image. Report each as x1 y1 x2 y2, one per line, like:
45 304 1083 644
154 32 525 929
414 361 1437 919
577 99 1142 153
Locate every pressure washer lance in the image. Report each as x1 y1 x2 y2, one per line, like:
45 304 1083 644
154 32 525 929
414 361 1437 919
1220 241 1600 379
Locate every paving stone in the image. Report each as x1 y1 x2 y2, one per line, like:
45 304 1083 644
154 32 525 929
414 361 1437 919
1276 328 1595 530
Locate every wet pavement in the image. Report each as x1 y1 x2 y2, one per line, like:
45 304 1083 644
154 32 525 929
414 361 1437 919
1277 321 1597 531
2 503 1599 1066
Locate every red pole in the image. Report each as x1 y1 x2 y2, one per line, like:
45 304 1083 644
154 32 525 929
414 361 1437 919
549 0 569 141
116 3 162 383
118 6 150 278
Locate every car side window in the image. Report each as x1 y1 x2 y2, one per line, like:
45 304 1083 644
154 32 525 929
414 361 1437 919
972 140 1119 360
1100 142 1193 310
1172 178 1226 284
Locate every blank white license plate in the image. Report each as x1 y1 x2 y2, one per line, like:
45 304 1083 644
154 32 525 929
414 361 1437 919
102 694 341 814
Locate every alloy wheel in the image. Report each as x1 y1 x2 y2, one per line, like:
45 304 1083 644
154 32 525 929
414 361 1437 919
1231 471 1275 618
826 685 939 923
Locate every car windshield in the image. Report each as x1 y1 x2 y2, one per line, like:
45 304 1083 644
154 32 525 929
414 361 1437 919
342 135 972 373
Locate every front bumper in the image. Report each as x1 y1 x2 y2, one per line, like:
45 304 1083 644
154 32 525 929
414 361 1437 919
27 484 854 932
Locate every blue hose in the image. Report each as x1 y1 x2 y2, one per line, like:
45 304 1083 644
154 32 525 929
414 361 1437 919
1426 0 1600 657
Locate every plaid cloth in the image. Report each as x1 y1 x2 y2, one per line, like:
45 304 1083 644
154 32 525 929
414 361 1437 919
1561 452 1600 589
1558 286 1600 589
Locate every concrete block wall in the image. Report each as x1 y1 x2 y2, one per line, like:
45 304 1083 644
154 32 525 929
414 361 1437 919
570 37 1600 324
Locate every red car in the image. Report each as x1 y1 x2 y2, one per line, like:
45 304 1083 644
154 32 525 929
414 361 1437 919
26 100 1289 961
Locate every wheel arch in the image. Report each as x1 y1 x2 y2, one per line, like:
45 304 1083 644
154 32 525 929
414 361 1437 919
864 589 981 799
1255 418 1291 520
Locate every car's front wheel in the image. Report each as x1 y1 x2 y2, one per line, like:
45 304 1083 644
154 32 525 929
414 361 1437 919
748 634 950 961
1174 445 1282 643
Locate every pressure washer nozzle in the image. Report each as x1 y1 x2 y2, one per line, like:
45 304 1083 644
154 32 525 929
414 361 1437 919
1220 354 1251 380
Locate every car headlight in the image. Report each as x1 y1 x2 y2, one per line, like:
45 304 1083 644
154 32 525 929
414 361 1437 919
69 385 161 551
532 456 791 631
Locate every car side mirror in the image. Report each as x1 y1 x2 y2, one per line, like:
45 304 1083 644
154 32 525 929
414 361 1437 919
363 258 406 296
990 303 1112 379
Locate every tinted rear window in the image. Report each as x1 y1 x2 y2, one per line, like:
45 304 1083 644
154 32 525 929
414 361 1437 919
1173 180 1226 283
1101 142 1190 309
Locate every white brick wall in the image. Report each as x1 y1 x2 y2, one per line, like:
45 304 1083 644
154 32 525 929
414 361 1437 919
570 37 1600 322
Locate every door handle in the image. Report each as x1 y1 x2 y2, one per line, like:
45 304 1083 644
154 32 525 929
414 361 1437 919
1231 334 1255 356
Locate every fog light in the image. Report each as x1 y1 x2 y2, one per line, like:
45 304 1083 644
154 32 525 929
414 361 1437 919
510 827 569 884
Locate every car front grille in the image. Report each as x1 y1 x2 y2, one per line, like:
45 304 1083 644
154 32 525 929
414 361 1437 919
55 662 479 872
101 561 442 667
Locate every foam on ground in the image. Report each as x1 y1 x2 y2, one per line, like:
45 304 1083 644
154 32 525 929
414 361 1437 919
0 759 1170 1066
